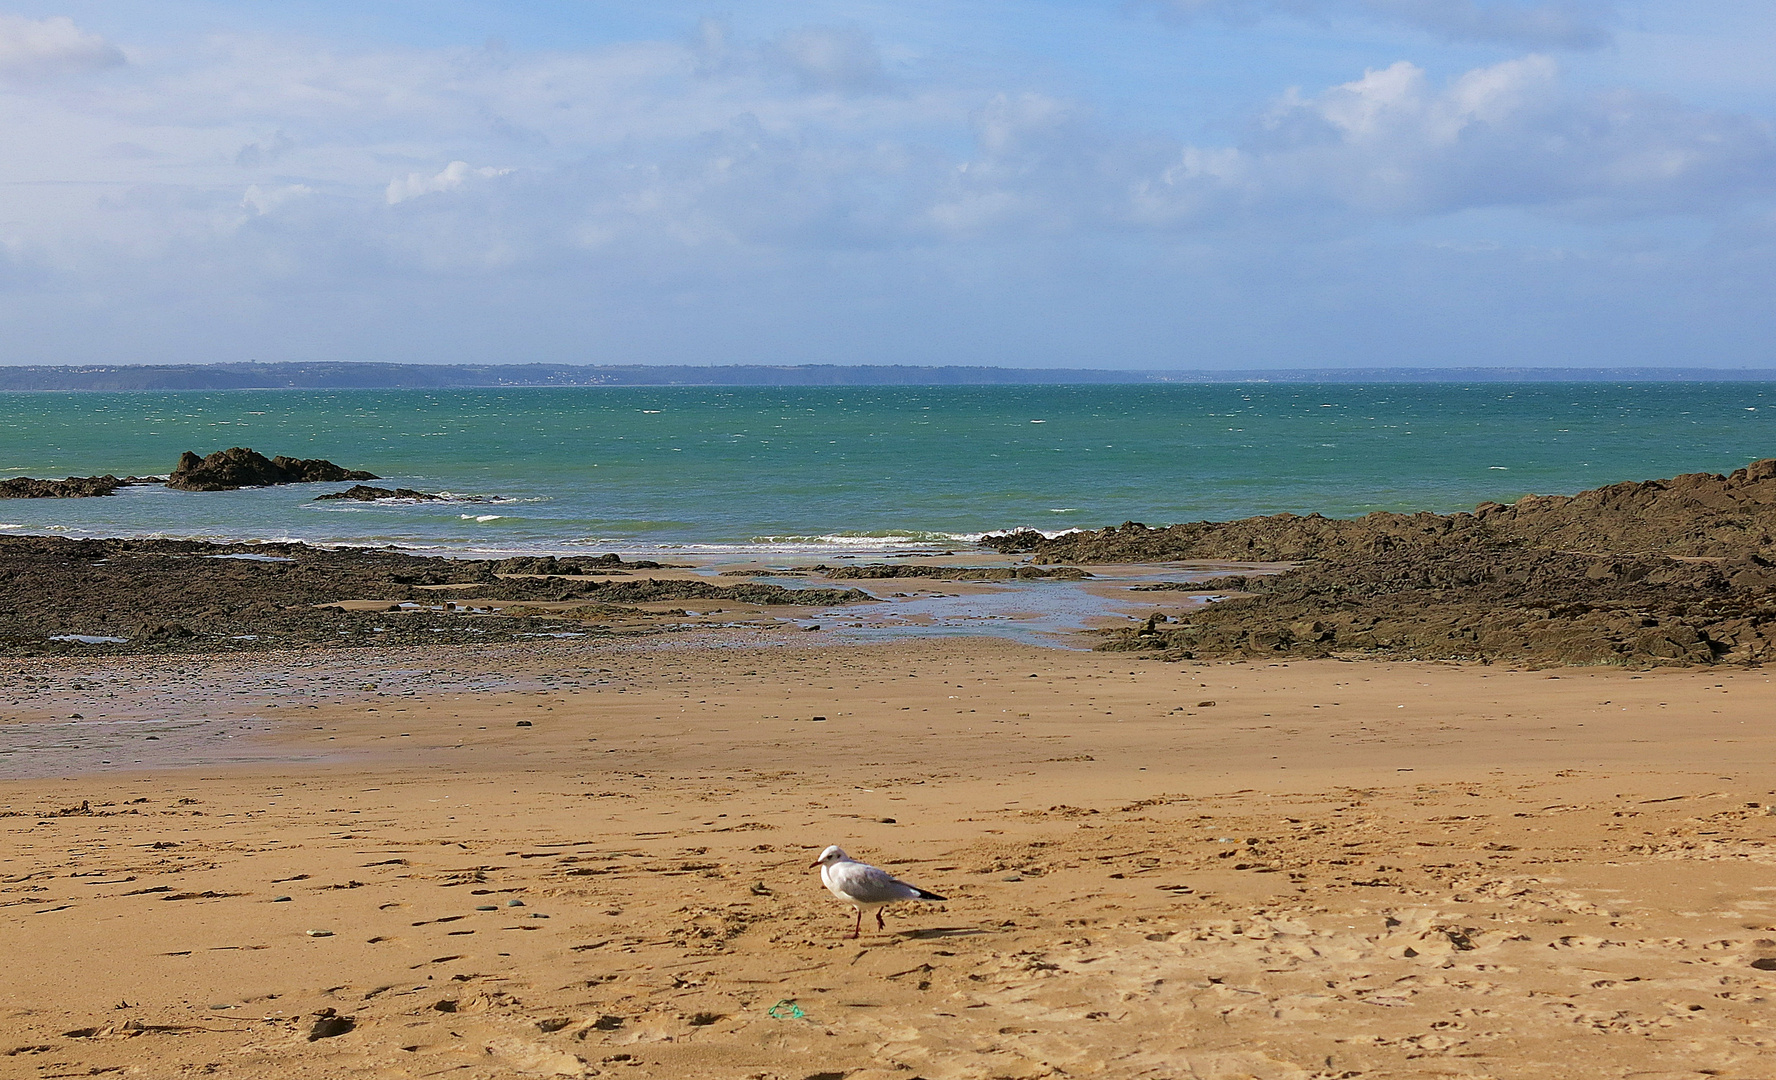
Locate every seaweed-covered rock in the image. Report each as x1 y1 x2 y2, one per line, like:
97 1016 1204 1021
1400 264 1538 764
315 485 441 502
491 554 673 574
168 447 377 491
0 475 126 498
1095 547 1776 668
793 564 1090 581
987 458 1776 564
0 475 165 498
0 535 866 656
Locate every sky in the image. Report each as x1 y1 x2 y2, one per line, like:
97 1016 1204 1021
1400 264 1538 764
0 1 1772 369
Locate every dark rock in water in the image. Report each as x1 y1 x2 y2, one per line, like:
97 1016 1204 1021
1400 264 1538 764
0 475 127 498
0 474 165 498
168 447 377 491
314 485 441 502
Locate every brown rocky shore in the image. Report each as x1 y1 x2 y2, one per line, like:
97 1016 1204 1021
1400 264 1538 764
0 538 869 656
985 459 1776 667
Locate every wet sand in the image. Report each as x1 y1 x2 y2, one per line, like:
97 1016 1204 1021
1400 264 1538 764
4 637 1776 1079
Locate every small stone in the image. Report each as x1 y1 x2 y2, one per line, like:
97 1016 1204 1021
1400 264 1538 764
307 1014 355 1041
530 913 549 919
809 715 827 722
305 929 333 937
1001 874 1024 882
515 720 533 727
475 905 498 911
506 899 525 907
272 896 292 903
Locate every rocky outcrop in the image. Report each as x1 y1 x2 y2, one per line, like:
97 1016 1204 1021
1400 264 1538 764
0 536 865 655
491 554 674 574
1096 544 1776 667
314 485 441 502
168 448 377 491
0 475 163 498
1068 459 1776 668
794 563 1091 581
987 458 1776 564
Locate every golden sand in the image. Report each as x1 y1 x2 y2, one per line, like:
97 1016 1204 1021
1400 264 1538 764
4 637 1776 1078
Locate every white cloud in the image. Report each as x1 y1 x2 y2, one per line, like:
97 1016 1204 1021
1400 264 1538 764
386 161 512 204
763 25 887 93
1231 55 1776 216
0 15 124 81
241 183 314 216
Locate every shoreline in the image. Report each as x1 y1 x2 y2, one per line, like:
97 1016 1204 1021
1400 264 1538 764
0 533 1273 660
8 456 1776 667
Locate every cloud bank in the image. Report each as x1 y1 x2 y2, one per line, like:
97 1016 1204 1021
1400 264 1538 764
0 14 124 80
0 6 1769 368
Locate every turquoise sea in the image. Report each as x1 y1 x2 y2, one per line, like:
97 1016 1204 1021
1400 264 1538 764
1 383 1772 557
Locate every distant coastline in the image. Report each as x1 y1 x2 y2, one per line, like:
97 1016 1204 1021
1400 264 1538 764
3 361 1776 392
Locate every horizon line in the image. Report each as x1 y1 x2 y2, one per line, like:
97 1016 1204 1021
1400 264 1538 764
4 360 1776 392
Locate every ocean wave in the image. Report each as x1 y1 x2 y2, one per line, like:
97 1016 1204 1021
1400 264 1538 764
0 521 1068 558
749 530 984 547
981 525 1086 540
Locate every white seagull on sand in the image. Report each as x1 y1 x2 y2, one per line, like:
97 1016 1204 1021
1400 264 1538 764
813 845 947 938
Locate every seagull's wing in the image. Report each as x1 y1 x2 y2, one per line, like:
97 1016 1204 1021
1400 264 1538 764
833 861 946 904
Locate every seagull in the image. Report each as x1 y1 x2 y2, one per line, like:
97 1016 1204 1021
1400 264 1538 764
812 845 947 938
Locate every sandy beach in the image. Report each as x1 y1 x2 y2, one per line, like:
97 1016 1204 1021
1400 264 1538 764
5 634 1776 1079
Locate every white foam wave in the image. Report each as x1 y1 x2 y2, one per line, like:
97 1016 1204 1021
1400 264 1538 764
750 531 983 547
984 525 1085 540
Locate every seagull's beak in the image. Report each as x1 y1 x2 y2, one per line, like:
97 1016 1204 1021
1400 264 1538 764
809 859 822 868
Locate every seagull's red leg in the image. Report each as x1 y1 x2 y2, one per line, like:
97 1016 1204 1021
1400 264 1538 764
851 909 862 938
876 908 887 930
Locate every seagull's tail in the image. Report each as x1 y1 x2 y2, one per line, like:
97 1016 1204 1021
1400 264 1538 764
912 888 946 901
